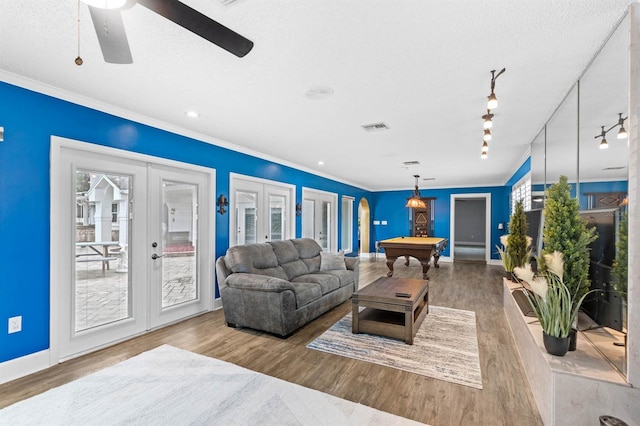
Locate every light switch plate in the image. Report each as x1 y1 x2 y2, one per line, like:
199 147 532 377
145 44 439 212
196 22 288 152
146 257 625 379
8 316 22 333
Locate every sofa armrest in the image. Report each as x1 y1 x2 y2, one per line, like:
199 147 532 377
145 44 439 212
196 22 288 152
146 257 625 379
344 256 360 271
225 273 294 293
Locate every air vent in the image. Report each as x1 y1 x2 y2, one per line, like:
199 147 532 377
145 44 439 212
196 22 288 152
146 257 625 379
422 177 436 181
362 122 389 132
602 166 626 171
403 161 420 166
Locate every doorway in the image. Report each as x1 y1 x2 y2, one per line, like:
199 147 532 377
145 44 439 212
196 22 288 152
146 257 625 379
302 188 338 252
358 198 371 255
51 138 214 361
450 194 491 263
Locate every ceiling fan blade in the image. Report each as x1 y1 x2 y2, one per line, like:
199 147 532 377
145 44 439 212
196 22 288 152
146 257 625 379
88 6 133 64
137 0 253 58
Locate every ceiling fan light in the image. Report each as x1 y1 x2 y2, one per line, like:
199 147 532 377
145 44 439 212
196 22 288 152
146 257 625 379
618 126 627 139
483 129 492 141
81 0 127 9
487 92 498 109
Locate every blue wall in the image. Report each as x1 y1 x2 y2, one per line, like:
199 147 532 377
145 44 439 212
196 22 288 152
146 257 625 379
0 81 369 363
369 186 511 259
0 80 516 365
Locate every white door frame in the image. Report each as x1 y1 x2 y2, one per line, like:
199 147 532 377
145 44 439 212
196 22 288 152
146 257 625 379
449 193 492 263
50 136 215 364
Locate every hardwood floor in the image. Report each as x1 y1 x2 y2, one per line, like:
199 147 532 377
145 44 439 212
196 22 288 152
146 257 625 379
0 258 543 425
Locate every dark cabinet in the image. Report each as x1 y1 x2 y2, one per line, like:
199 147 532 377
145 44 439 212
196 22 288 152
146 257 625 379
410 198 435 237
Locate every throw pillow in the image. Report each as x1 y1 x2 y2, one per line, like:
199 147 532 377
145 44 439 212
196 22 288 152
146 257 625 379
320 251 347 271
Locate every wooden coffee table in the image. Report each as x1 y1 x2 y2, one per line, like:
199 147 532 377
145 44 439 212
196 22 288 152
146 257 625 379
352 277 429 344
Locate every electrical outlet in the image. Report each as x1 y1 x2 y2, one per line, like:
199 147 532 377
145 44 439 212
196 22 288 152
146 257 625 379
8 316 22 334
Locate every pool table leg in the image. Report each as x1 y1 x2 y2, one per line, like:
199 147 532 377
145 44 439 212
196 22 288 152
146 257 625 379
433 251 441 268
385 256 397 277
419 259 431 280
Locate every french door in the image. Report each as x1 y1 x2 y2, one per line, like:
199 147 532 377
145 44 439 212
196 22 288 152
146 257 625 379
302 188 338 252
230 174 295 246
51 138 213 361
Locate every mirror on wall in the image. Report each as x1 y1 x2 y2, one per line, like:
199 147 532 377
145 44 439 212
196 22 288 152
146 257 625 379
578 15 629 377
530 128 546 210
529 14 629 377
546 84 579 188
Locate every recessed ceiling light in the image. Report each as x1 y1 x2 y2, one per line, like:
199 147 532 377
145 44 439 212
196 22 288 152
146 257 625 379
318 161 325 165
305 86 334 100
185 111 199 118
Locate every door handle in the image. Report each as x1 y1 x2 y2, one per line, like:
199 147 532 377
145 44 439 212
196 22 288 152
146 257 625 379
151 253 163 260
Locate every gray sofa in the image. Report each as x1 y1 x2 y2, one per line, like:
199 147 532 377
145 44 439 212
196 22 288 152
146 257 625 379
215 238 360 337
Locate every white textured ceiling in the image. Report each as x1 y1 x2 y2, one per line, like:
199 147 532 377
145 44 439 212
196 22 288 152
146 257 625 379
0 0 633 191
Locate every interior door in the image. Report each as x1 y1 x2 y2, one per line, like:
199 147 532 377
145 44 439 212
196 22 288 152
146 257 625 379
52 139 213 361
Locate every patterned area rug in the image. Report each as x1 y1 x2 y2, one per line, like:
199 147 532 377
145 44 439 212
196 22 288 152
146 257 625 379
307 305 483 389
0 345 423 425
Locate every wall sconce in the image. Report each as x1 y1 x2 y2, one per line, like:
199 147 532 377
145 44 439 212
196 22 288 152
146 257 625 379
296 202 302 216
217 194 228 215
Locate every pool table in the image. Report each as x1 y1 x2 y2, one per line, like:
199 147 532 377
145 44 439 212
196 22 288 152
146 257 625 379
378 236 448 280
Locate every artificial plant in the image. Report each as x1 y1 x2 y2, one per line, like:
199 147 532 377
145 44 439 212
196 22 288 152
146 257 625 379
539 175 597 306
613 209 628 302
497 200 531 274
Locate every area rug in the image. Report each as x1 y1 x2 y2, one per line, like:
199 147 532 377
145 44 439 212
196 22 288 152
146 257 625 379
0 345 423 425
307 305 482 389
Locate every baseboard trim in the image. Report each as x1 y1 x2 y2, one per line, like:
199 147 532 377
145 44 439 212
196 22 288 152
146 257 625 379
0 349 51 385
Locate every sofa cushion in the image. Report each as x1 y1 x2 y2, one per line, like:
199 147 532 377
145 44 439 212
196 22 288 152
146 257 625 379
292 238 322 273
290 282 322 308
224 243 288 281
318 269 355 288
292 273 340 295
320 251 347 271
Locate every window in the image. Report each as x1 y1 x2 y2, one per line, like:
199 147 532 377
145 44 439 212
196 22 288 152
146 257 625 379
112 203 118 223
511 173 531 212
341 196 354 253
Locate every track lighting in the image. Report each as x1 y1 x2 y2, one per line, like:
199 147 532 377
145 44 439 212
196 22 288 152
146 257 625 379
481 151 488 159
482 140 489 153
487 92 498 109
406 175 426 208
595 113 627 149
483 129 492 141
482 110 494 129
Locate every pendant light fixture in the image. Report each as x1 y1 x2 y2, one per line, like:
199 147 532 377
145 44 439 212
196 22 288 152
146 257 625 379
595 113 627 149
482 110 494 129
483 129 492 141
406 175 426 208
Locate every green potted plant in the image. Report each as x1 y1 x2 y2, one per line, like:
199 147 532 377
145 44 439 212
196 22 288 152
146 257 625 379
538 176 597 349
497 200 532 279
613 210 628 303
514 251 595 356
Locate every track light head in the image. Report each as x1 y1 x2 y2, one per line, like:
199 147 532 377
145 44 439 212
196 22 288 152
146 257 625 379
483 129 492 141
600 138 609 149
481 140 489 153
617 113 628 139
482 110 494 129
481 150 488 159
487 92 498 109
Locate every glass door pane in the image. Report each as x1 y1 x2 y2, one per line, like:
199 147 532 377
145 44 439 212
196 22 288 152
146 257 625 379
269 194 285 241
320 201 331 251
74 169 131 332
160 180 197 309
236 191 258 244
302 199 315 239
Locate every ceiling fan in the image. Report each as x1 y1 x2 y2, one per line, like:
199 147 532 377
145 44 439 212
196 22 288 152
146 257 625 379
83 0 254 64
